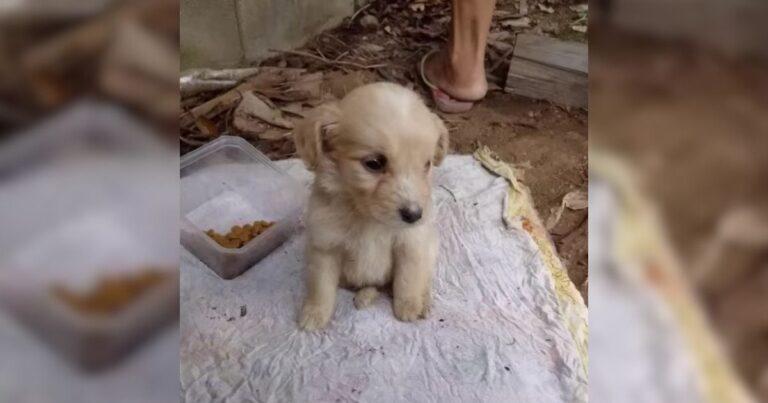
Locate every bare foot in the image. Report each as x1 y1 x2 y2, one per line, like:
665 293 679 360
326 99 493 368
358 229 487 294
423 49 488 102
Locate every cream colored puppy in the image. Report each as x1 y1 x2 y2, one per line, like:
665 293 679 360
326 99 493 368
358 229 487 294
293 82 448 330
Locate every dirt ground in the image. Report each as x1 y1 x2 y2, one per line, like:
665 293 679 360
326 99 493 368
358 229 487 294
180 0 589 299
591 26 768 400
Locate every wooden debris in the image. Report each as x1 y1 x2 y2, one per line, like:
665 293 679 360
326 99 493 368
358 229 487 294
505 34 588 108
271 49 387 70
180 67 306 98
179 68 304 128
501 17 531 28
180 79 237 98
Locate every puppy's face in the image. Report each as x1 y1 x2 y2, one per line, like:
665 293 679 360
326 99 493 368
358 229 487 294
295 83 448 227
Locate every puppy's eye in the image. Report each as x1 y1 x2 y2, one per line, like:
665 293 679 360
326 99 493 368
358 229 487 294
425 160 431 170
362 154 387 173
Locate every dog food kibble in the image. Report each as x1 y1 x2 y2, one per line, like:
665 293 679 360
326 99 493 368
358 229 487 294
205 220 274 249
51 269 170 315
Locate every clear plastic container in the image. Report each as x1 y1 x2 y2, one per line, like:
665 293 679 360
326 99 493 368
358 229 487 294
180 136 306 279
0 102 179 370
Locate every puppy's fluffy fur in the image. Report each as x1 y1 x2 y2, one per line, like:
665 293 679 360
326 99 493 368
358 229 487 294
293 82 448 330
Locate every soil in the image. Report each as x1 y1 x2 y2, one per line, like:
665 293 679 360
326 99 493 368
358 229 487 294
181 0 589 300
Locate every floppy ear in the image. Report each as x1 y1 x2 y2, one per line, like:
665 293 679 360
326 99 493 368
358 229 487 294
293 102 341 171
431 113 449 166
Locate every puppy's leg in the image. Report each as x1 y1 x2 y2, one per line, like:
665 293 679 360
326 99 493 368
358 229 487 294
299 249 340 330
392 230 437 322
353 287 379 309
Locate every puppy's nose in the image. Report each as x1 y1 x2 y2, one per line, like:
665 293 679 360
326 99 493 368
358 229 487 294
399 205 423 224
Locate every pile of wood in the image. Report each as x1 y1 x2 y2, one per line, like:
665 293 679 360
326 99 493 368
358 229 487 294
0 0 179 132
180 67 329 156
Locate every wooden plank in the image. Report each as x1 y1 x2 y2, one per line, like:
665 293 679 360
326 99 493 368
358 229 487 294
514 34 588 73
505 34 588 108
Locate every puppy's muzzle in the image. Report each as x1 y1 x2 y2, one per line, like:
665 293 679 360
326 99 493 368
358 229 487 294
399 204 423 224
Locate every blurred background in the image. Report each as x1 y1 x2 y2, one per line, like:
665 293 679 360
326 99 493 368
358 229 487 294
0 0 179 402
590 0 768 401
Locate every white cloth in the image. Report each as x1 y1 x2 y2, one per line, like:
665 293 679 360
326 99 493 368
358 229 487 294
181 156 586 403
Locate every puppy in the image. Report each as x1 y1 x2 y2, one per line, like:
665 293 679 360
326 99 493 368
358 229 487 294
293 82 448 330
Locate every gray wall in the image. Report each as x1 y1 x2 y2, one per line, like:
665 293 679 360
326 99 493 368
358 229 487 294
181 0 360 70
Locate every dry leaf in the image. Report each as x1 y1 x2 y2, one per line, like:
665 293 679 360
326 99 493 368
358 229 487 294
259 129 292 141
264 72 323 102
281 102 305 117
194 116 219 136
717 207 768 246
360 14 379 30
501 17 531 28
180 69 302 128
546 190 587 230
232 114 269 134
287 72 323 99
359 43 385 53
563 190 588 210
571 25 587 33
537 4 555 13
494 10 520 19
409 1 425 12
488 31 514 42
235 91 293 129
570 4 588 13
489 39 514 53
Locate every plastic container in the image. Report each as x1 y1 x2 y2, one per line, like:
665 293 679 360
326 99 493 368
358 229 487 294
180 136 305 279
0 102 179 370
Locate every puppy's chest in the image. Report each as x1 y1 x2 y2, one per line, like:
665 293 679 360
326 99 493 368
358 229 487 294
340 226 395 288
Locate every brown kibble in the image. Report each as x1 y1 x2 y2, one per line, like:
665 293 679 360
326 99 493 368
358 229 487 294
51 268 170 316
205 219 275 249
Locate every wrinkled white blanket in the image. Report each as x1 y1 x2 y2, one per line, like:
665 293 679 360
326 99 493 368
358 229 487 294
181 155 587 403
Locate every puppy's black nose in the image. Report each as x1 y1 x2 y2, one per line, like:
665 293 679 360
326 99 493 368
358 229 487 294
399 206 423 223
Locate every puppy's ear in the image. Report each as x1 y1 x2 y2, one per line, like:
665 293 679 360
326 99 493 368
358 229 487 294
431 113 449 166
293 102 341 171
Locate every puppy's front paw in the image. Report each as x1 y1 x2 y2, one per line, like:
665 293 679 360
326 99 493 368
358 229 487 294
393 297 426 322
299 303 331 331
353 287 379 310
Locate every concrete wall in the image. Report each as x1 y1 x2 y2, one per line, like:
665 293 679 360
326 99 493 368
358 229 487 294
181 0 360 70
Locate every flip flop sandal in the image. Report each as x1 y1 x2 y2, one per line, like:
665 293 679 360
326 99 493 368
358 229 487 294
419 50 477 114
